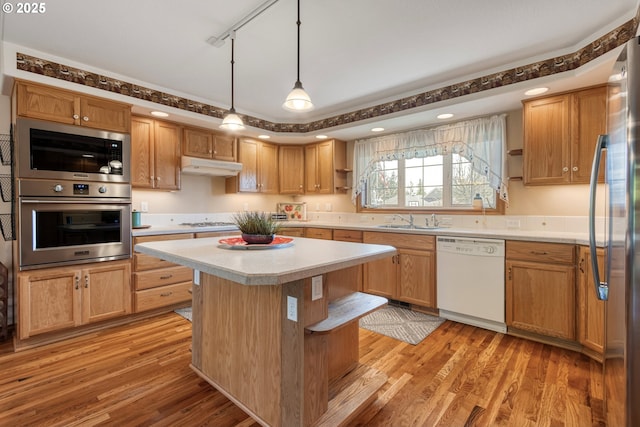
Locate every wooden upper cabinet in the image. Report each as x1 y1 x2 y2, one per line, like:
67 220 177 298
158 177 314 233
131 117 155 188
226 138 278 193
153 121 182 190
279 145 305 194
131 116 181 190
183 126 236 162
305 139 347 194
15 80 131 132
523 85 607 185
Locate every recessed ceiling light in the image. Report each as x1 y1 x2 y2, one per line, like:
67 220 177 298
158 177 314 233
316 135 328 139
258 135 271 139
437 113 454 119
371 127 385 132
524 87 549 96
150 111 169 117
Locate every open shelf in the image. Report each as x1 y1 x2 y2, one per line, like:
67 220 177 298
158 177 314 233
305 292 387 334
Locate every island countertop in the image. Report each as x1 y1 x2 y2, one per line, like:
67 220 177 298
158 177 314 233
134 235 396 285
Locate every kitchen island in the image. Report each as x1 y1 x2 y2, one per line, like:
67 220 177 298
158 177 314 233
135 235 396 427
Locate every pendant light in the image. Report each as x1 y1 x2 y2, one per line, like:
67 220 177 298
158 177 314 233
283 0 313 112
220 31 245 131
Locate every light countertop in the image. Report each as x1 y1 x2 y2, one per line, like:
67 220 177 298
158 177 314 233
134 236 396 286
132 221 603 246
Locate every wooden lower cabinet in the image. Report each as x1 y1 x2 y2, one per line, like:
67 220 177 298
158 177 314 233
133 233 194 312
333 229 364 291
17 260 131 340
363 232 436 309
577 245 605 359
304 227 333 240
506 241 576 340
279 227 305 237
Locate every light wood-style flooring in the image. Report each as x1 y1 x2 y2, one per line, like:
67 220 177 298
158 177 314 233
0 312 604 426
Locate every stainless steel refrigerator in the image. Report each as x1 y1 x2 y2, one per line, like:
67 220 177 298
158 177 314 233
590 36 640 427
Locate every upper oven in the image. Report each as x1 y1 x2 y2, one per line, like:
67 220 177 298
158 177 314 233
18 179 131 270
15 117 130 183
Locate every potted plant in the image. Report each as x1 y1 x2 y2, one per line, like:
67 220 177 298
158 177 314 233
232 211 281 244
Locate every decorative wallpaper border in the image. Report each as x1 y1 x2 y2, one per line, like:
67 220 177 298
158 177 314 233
16 12 638 134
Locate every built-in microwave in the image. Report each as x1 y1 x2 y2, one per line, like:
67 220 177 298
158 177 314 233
15 117 130 183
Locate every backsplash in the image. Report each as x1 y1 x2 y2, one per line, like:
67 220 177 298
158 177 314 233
140 211 601 235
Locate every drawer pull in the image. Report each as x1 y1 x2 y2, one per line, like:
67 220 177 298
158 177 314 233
160 274 173 280
530 251 548 255
160 292 173 297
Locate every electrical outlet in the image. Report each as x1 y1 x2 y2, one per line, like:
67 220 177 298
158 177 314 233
193 270 200 286
287 296 297 322
140 201 149 212
311 276 323 301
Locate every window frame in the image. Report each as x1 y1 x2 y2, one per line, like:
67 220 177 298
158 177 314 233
356 153 505 215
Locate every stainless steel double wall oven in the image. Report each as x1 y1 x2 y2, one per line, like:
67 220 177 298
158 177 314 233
16 118 132 270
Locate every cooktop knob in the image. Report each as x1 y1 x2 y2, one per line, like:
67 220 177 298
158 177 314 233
53 184 64 192
98 186 107 194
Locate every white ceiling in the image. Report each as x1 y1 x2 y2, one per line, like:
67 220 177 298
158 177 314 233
1 0 638 143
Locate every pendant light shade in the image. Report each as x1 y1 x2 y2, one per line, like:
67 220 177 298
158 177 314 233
283 0 313 112
221 31 245 130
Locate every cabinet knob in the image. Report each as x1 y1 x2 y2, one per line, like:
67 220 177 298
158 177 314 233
82 116 89 122
72 114 79 120
572 166 578 172
562 167 569 172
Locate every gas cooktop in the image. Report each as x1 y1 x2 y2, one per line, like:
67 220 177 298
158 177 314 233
179 222 236 228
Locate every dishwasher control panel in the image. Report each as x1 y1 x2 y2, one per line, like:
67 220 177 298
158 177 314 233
436 237 505 257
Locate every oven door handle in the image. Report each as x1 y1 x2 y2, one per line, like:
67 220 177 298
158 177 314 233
20 198 132 204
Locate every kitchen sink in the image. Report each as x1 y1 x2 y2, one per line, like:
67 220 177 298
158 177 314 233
377 224 440 230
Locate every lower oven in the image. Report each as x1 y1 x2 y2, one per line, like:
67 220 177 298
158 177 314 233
18 179 131 270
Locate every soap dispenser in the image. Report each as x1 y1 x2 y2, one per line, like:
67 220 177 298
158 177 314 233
472 193 483 210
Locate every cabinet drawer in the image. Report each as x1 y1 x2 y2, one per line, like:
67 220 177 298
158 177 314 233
133 233 194 245
305 227 333 240
134 266 193 290
195 231 240 239
279 227 305 237
134 282 192 312
333 229 363 242
134 252 180 271
363 231 434 251
506 241 575 264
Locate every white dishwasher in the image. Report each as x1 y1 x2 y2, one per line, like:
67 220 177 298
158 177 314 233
436 236 506 333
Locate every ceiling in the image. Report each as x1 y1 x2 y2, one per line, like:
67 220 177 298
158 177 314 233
1 0 638 143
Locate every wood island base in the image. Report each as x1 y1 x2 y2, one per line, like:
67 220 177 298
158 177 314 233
190 266 388 427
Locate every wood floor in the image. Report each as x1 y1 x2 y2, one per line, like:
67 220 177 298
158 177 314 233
0 312 605 427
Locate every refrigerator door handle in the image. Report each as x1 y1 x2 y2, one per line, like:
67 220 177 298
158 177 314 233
589 134 609 301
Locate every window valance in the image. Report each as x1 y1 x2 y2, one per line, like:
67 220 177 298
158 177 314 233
352 114 509 205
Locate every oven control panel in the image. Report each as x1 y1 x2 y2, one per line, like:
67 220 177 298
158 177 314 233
19 179 131 199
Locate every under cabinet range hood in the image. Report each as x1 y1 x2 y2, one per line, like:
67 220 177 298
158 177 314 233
181 156 242 177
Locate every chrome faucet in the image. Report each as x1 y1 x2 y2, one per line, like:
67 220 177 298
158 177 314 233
393 214 414 227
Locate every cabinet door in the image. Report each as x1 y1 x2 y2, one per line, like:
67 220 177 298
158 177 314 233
16 81 79 125
571 86 607 183
397 249 436 308
316 141 334 194
506 260 576 340
153 121 181 190
237 138 259 192
523 95 571 185
577 246 605 355
79 96 131 132
305 144 319 193
363 256 396 299
183 128 213 158
279 146 305 194
18 269 81 339
131 117 155 188
82 261 131 323
213 134 236 161
258 142 279 193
